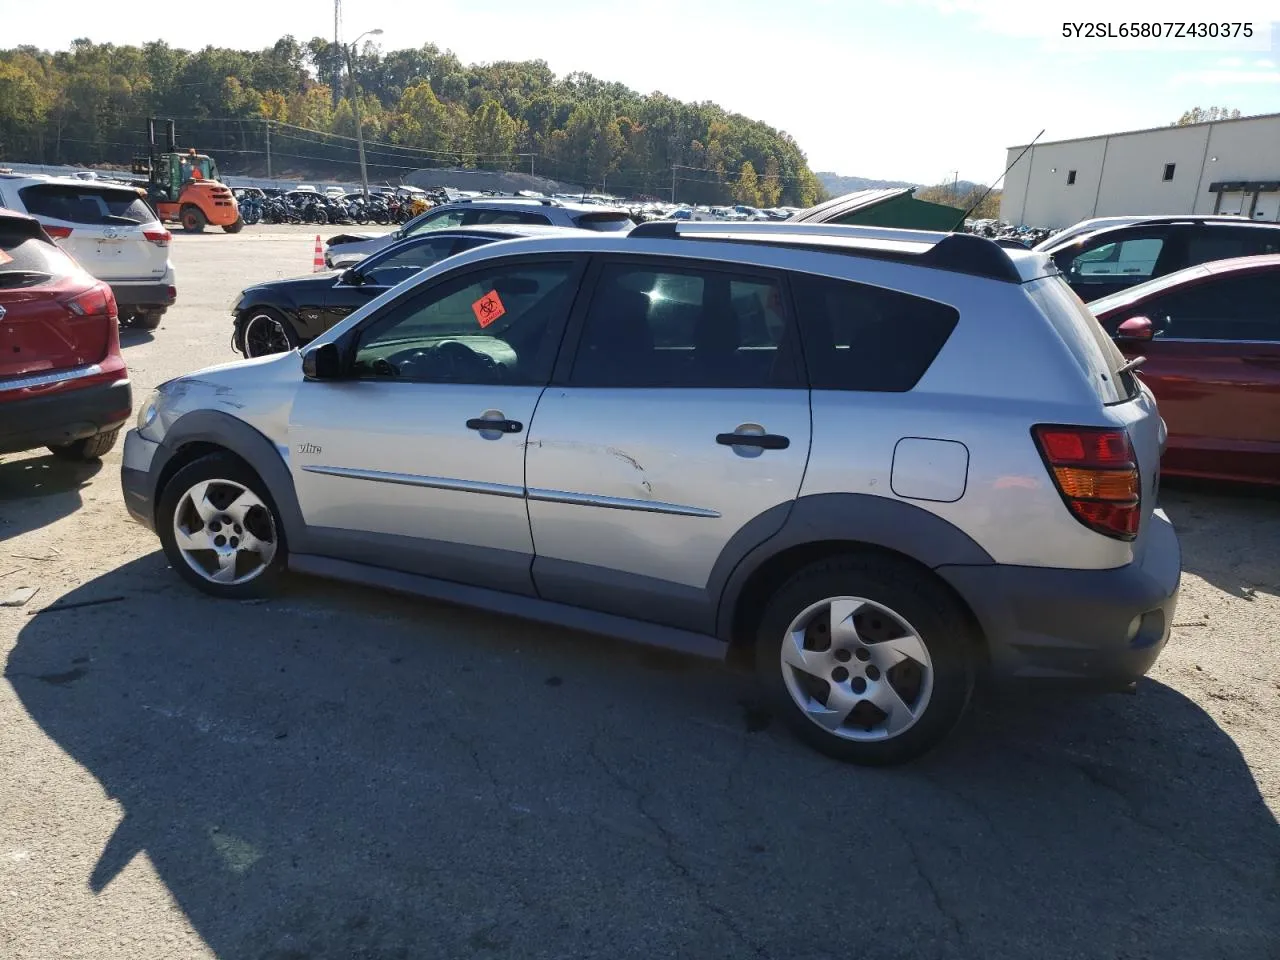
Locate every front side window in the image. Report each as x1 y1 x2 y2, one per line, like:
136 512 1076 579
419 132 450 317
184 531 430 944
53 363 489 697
467 210 550 226
357 237 459 287
1061 233 1165 285
791 273 959 392
353 260 578 384
568 261 795 388
1142 273 1280 342
406 209 466 236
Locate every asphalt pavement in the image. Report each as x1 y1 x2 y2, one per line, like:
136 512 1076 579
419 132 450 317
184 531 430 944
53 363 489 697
1 225 1277 960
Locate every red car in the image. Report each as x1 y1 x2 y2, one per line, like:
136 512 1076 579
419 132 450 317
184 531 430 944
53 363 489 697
1091 254 1280 485
0 208 131 460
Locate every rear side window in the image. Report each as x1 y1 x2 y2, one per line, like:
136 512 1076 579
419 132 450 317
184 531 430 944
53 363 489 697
0 226 75 288
1058 233 1165 286
467 210 550 226
573 212 634 233
790 273 958 392
1027 277 1136 404
1186 228 1280 264
19 185 154 225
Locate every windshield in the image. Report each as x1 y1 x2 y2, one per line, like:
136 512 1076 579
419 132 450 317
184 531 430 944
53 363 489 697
573 212 634 233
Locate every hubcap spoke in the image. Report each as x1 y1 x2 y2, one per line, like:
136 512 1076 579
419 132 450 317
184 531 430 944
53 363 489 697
807 682 858 731
868 631 930 670
781 632 824 675
828 598 866 646
238 530 277 565
865 679 917 735
211 551 239 583
175 525 213 551
223 490 259 525
186 481 218 523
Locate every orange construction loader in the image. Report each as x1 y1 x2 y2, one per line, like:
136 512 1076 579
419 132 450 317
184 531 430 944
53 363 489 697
132 119 242 233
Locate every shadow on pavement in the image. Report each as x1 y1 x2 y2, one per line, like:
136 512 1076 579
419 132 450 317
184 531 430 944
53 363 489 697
0 453 101 541
7 555 1278 959
1160 480 1280 601
119 327 157 348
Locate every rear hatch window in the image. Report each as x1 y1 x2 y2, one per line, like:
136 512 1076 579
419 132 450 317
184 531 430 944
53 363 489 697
19 184 155 225
0 222 74 289
1027 276 1137 404
573 211 634 233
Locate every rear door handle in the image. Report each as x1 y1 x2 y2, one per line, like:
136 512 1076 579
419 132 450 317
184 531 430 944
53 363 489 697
466 417 523 434
717 432 790 450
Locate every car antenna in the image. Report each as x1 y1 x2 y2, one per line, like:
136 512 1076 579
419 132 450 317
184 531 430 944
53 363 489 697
955 128 1045 229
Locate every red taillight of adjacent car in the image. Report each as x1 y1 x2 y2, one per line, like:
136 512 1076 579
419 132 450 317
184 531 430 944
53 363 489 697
60 282 118 320
1033 425 1140 541
143 228 172 247
43 225 73 240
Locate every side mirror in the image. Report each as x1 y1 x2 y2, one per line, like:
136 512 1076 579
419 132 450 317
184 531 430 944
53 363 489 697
340 267 362 285
1115 316 1154 342
301 342 343 380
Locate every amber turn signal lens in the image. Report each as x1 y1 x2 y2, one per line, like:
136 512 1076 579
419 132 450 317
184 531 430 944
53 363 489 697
1051 466 1139 501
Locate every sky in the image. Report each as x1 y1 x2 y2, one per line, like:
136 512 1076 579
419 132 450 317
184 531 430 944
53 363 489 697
3 0 1278 185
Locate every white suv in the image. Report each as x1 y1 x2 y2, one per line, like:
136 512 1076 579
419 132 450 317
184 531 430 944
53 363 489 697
120 222 1180 765
0 174 176 329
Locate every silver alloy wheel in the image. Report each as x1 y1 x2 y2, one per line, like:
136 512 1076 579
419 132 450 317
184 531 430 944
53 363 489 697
780 596 934 742
242 313 292 357
172 478 278 585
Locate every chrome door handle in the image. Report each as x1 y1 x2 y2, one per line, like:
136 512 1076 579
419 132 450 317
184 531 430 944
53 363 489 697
466 417 523 434
716 432 789 450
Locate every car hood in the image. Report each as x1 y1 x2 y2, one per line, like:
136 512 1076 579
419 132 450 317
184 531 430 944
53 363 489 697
153 351 301 450
241 272 340 299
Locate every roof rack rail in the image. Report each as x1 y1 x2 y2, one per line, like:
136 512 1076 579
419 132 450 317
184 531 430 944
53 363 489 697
628 220 1023 283
451 196 556 206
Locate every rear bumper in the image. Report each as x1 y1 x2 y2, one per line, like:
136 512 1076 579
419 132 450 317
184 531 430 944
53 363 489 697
120 428 160 528
938 510 1181 686
111 279 176 311
0 377 132 455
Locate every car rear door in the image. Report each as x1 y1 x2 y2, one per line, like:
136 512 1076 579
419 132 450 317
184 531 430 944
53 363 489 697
1115 269 1280 482
523 255 811 635
17 183 165 284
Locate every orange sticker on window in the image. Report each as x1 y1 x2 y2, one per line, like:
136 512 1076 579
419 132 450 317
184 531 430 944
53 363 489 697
472 289 506 328
0 250 12 265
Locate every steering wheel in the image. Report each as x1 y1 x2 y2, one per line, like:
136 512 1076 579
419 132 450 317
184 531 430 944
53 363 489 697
394 340 499 381
372 357 399 377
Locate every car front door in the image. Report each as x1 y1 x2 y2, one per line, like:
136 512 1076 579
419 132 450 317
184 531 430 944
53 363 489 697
524 256 811 634
1054 227 1173 301
1116 270 1280 482
322 234 465 327
287 255 586 594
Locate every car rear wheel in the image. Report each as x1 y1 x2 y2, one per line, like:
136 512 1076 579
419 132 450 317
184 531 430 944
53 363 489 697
755 554 976 765
131 310 164 330
158 453 287 599
239 308 299 358
181 206 207 233
49 429 120 461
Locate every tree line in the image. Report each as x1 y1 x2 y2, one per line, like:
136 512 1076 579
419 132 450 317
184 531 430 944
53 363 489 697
0 37 825 204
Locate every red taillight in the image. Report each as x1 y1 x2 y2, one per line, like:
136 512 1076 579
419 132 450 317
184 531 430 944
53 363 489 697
1033 425 1140 541
43 225 73 240
61 283 117 319
143 228 172 247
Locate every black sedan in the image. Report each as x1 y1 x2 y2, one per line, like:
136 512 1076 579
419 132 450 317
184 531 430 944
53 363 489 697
231 224 583 357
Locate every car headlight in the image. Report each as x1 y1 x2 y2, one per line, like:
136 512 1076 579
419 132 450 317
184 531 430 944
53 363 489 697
136 390 161 437
229 291 245 313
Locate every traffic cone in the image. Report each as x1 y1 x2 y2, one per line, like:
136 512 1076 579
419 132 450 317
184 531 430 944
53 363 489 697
312 235 325 272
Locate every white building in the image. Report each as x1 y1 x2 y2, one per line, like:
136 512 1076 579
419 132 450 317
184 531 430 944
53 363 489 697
1000 112 1280 228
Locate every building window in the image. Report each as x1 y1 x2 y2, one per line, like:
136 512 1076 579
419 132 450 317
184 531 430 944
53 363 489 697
1067 170 1077 185
1163 163 1176 181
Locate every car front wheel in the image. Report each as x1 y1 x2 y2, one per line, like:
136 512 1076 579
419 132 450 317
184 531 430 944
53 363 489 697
756 554 976 765
157 453 287 599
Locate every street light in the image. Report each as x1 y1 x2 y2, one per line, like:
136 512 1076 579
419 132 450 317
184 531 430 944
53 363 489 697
344 27 382 200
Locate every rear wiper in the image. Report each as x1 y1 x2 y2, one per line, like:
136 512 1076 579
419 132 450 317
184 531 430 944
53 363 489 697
103 215 142 225
1116 355 1146 376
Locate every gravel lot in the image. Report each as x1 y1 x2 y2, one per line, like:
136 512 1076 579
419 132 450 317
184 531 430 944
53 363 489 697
1 224 1277 960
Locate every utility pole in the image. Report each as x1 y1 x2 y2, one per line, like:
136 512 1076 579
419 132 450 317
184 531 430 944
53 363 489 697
345 28 382 200
671 164 677 204
332 0 342 110
529 154 534 176
264 120 272 178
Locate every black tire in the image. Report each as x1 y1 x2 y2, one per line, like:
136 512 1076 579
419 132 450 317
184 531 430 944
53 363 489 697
755 553 976 766
132 310 163 330
49 428 120 461
223 217 245 234
181 206 207 233
157 452 287 600
238 307 300 358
